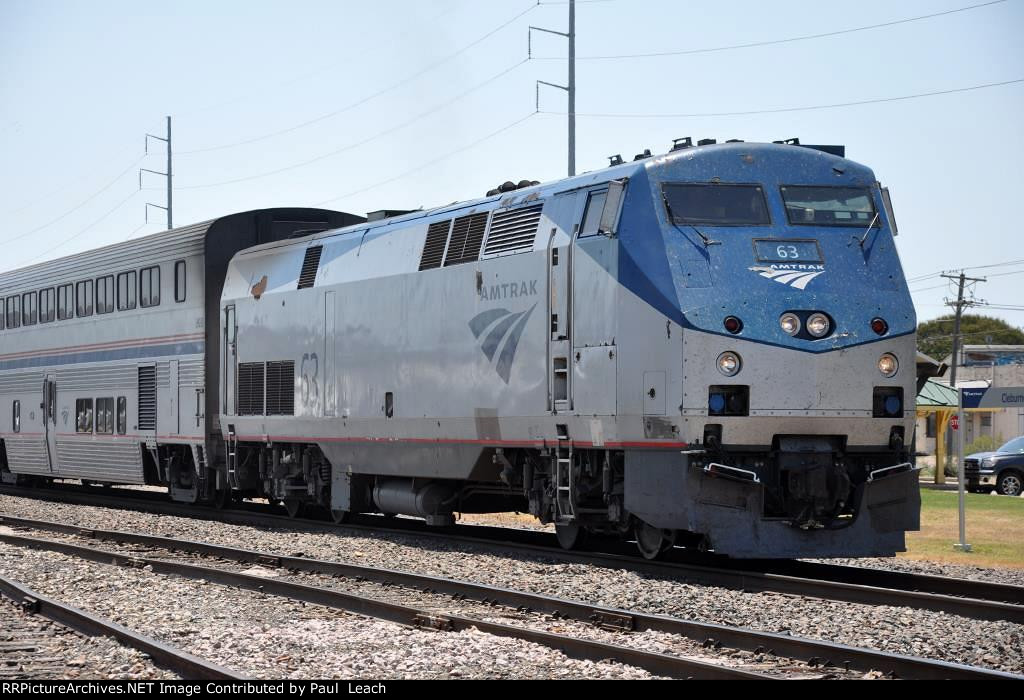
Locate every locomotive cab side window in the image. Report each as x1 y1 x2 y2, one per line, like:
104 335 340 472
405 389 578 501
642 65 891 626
57 284 73 320
780 186 877 226
140 266 160 308
75 280 93 317
662 183 770 226
578 190 608 238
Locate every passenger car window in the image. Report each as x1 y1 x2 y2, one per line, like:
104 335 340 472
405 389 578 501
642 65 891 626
140 266 160 308
39 288 55 323
22 291 37 326
76 280 93 317
95 397 114 434
174 260 186 302
57 284 73 321
117 271 137 311
96 276 114 314
5 295 21 329
76 398 93 433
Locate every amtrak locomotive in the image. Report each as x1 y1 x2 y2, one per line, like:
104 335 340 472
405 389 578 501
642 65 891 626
0 139 919 558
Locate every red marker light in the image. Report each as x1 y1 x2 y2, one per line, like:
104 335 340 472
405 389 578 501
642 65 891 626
871 318 888 335
724 316 743 334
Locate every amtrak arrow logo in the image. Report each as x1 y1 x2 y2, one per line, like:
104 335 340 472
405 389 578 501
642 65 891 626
748 265 825 291
469 304 536 383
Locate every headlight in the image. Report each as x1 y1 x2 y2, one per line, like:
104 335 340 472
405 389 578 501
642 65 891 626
806 313 830 338
878 353 898 377
779 313 801 336
981 458 995 469
717 351 741 376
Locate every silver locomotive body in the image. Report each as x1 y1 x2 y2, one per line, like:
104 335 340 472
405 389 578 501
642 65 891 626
217 142 919 557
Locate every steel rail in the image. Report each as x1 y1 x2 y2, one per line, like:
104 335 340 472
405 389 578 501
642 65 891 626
0 573 244 680
0 531 774 680
3 483 1023 623
0 514 1017 680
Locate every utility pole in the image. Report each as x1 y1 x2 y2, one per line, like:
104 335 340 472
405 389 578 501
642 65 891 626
530 0 576 176
141 116 173 230
942 270 985 553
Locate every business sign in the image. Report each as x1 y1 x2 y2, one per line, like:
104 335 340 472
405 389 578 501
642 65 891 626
961 386 1024 409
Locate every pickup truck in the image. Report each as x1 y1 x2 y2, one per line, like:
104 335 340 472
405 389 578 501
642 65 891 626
965 436 1024 496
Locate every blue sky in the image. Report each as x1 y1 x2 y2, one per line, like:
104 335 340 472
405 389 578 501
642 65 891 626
2 0 1022 328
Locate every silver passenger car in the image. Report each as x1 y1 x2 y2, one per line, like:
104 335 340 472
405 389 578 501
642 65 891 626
0 208 360 502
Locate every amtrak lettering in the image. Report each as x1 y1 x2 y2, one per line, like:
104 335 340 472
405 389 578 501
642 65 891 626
468 304 537 384
478 279 538 301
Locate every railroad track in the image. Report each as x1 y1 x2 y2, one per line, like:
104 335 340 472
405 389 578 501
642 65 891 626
3 482 1023 625
0 528 774 680
0 573 241 680
0 515 1018 680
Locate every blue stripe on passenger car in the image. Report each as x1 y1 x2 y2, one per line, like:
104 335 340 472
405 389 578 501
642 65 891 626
0 341 205 371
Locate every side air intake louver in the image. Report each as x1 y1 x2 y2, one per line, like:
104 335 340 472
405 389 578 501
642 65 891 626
482 204 543 257
137 366 156 431
237 362 265 416
444 212 489 266
265 361 295 416
419 220 451 270
297 245 323 289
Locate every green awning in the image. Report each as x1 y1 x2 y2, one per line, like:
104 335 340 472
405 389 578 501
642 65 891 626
916 378 958 408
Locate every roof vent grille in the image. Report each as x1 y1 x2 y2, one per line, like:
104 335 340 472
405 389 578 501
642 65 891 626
297 245 323 289
419 220 452 270
444 212 489 266
482 204 543 257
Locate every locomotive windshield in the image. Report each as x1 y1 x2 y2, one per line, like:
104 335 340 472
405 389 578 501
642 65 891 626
662 183 770 226
781 186 877 227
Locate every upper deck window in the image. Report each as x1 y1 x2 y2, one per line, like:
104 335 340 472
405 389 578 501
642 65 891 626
781 186 877 227
57 284 73 320
662 184 770 226
5 295 21 329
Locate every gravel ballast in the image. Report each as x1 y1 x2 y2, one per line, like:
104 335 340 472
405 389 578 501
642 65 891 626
0 540 663 680
1 494 1021 676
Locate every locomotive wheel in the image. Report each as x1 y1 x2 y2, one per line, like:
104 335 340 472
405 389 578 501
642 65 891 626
282 498 304 519
211 489 231 510
555 523 585 550
330 509 350 524
634 521 676 560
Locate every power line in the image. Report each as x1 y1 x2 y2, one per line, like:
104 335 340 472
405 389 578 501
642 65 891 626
0 154 146 246
538 78 1024 119
21 188 142 267
316 111 538 207
532 0 1009 60
173 4 464 120
178 59 529 191
911 283 952 293
178 3 539 156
